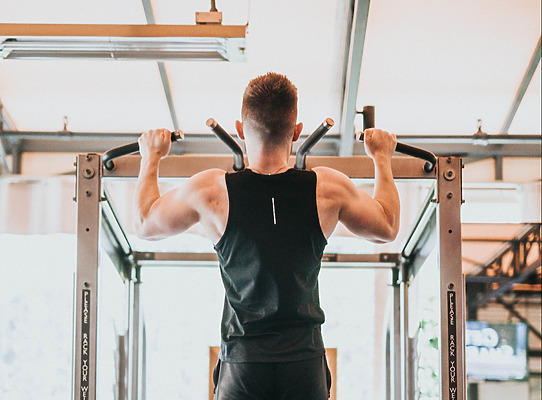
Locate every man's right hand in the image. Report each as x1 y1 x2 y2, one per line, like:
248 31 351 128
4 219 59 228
138 129 172 161
362 128 397 160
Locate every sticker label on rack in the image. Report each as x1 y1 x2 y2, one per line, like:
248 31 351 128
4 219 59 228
447 290 457 399
81 289 91 399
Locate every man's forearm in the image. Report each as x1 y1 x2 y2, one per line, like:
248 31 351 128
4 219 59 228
135 156 161 230
373 156 400 234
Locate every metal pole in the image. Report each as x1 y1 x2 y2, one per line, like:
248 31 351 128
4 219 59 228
116 334 127 400
140 0 180 132
500 36 541 134
0 139 10 174
339 0 371 156
129 266 142 400
399 266 409 400
436 157 465 400
0 103 14 173
11 140 22 174
391 267 402 400
73 153 102 400
385 322 391 400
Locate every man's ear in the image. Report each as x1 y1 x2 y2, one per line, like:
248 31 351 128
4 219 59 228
235 120 245 140
293 122 303 142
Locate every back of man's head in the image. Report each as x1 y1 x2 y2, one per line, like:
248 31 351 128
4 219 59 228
241 72 298 147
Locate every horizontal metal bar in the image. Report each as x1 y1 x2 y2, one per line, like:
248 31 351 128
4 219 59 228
2 131 540 144
2 131 540 159
103 155 436 179
102 131 183 171
0 23 246 38
461 237 540 243
465 276 512 283
132 251 401 268
394 134 542 145
305 156 436 179
358 131 437 172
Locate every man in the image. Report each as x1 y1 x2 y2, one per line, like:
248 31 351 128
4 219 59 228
135 72 399 399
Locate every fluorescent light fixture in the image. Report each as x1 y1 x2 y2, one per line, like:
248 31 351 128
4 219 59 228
0 23 246 62
1 37 246 61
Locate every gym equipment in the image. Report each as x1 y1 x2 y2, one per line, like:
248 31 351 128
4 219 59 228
206 118 245 171
73 116 465 400
295 118 335 170
103 130 184 171
102 119 246 171
103 108 437 174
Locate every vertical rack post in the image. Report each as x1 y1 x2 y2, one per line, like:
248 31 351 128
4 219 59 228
73 153 102 400
128 265 142 400
399 265 410 400
391 267 402 400
436 157 465 400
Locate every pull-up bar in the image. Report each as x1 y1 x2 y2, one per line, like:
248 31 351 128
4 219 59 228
103 130 184 170
101 110 437 173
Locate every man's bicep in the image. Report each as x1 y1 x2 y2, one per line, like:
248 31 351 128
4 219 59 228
139 185 200 240
338 182 394 243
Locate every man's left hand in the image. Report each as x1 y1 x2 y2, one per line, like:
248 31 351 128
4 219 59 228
138 129 172 160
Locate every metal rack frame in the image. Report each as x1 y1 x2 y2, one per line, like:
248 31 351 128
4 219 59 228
73 153 465 400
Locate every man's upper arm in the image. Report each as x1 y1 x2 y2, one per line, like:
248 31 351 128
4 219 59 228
135 169 222 240
316 167 397 243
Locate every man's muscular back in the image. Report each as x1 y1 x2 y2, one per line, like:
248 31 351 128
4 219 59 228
135 160 398 245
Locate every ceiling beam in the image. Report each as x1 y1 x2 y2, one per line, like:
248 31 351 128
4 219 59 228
339 0 371 156
500 36 541 134
1 130 539 159
0 23 246 38
140 0 180 131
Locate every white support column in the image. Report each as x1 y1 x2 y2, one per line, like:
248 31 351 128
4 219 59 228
73 153 102 400
436 157 466 400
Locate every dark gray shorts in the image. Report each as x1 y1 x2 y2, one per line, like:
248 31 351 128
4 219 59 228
213 354 332 400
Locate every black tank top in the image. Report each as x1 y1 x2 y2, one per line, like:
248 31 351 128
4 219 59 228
214 168 328 363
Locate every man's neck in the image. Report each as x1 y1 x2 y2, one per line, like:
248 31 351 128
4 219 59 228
246 148 291 175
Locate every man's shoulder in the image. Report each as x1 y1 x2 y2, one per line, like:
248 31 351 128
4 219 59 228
187 168 227 191
191 168 226 181
312 166 351 186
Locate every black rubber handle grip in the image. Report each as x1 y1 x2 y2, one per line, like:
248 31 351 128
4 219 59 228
103 131 183 171
295 118 334 170
206 118 245 171
356 132 437 172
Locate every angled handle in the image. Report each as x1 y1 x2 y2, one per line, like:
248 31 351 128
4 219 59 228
294 118 334 170
103 130 183 171
356 132 437 172
206 118 245 171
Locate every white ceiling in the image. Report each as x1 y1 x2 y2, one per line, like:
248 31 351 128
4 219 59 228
0 0 540 138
